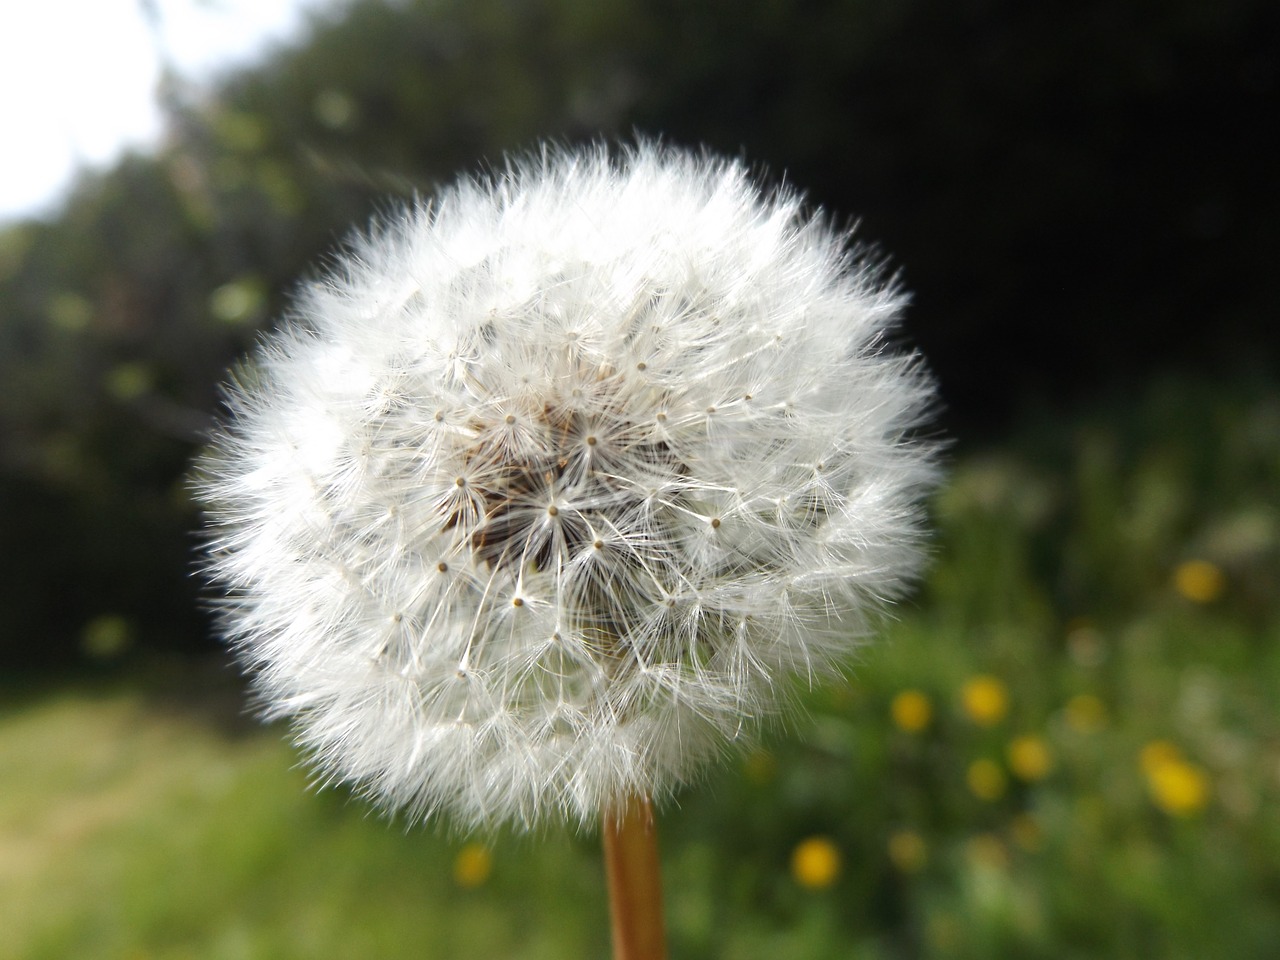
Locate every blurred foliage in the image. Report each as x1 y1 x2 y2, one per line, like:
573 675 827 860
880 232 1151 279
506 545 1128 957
3 381 1277 958
0 0 1275 669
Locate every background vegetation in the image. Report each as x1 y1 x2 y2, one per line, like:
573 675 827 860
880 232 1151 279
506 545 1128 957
1 0 1276 956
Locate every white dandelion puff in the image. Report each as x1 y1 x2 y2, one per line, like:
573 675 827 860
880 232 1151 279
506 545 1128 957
195 142 940 830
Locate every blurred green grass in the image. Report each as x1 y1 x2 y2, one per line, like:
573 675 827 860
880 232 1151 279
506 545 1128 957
4 376 1278 960
0 685 607 960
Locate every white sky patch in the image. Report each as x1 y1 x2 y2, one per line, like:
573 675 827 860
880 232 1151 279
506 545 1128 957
0 0 330 223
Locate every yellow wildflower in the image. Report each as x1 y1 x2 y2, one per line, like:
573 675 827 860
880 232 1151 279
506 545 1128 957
1174 559 1225 603
961 675 1009 727
452 843 493 888
1007 734 1054 781
1140 741 1211 817
967 758 1008 800
891 689 933 733
791 835 842 889
1147 758 1210 816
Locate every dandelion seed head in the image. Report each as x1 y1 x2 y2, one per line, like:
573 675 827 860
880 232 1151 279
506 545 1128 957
196 142 940 829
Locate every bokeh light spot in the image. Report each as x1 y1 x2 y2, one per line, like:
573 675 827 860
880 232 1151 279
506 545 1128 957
452 843 493 888
1007 734 1054 781
961 675 1009 727
891 689 932 733
1174 559 1226 603
791 836 841 889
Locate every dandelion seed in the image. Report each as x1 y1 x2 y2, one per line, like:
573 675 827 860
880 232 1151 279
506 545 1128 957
195 142 939 831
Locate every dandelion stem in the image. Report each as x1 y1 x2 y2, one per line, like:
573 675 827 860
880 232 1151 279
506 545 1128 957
602 794 667 960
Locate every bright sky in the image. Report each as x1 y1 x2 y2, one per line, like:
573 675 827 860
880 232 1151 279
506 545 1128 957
0 0 330 222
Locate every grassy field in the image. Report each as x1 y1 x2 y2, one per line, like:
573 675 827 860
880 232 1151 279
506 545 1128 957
3 377 1278 960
